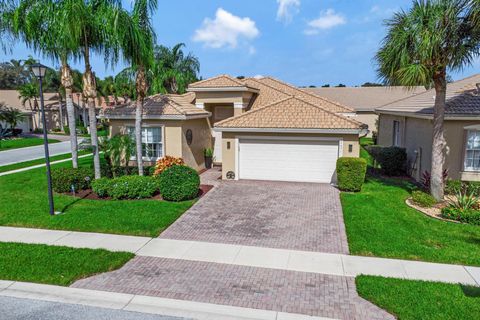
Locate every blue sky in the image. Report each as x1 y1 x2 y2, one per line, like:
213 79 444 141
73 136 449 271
3 0 480 86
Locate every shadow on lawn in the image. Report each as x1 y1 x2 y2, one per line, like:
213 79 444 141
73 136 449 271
365 169 418 194
462 285 480 297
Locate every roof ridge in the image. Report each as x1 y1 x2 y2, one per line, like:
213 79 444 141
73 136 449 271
215 96 294 127
262 77 355 113
189 74 245 87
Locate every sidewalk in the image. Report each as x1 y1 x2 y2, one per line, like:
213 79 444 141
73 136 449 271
0 280 335 320
1 226 479 286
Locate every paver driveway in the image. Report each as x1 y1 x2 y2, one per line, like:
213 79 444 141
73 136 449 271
161 179 349 254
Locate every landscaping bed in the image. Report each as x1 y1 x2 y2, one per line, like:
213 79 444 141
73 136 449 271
0 242 133 286
356 275 480 320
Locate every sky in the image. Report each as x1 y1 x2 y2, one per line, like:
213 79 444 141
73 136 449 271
3 0 480 87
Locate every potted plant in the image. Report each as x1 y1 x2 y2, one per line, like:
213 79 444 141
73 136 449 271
204 148 214 169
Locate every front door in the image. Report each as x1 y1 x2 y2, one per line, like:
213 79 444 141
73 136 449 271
212 106 234 163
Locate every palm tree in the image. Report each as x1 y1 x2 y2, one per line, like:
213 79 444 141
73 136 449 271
375 0 480 201
115 0 157 176
1 107 26 130
18 83 39 129
151 43 200 94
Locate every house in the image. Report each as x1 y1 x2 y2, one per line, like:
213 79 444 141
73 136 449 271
376 74 480 182
105 75 367 183
303 86 426 137
0 89 79 132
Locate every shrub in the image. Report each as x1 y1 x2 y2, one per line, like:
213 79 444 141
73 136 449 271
91 178 112 198
109 175 158 200
365 145 407 176
336 157 367 192
411 190 437 208
52 167 93 193
445 180 462 195
441 207 480 225
63 126 70 135
158 165 200 201
154 156 184 176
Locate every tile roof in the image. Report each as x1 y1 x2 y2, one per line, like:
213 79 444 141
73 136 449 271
104 92 209 119
189 75 255 89
377 74 480 117
303 86 426 112
215 96 364 130
251 77 355 113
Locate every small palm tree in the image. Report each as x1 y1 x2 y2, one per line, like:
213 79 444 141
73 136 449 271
1 107 26 130
151 43 200 94
18 83 39 129
376 0 480 200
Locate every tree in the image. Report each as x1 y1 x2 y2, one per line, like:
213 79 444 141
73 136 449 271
376 0 480 200
1 107 26 129
115 0 157 176
150 43 200 94
361 82 383 87
18 83 39 129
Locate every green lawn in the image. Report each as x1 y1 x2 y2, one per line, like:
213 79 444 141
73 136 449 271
0 157 194 237
0 242 133 286
341 176 480 266
359 137 374 166
0 150 91 173
356 276 480 320
0 137 60 151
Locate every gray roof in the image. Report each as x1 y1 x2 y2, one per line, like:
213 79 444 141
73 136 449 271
303 86 426 112
376 74 480 118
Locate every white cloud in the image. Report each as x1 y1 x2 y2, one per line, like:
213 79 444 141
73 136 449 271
276 0 301 24
304 9 346 35
193 8 259 49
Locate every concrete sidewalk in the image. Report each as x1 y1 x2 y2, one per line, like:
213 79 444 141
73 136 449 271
0 226 479 286
0 281 335 320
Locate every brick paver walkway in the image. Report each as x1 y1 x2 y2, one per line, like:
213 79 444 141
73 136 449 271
72 257 393 320
161 179 349 254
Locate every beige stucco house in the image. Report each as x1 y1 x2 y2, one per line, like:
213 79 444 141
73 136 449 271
376 74 480 182
105 75 367 183
304 86 426 137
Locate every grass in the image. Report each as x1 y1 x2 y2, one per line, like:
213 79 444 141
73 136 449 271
0 242 133 286
0 150 91 173
356 276 480 320
0 137 60 151
0 156 194 237
341 176 480 266
359 137 374 166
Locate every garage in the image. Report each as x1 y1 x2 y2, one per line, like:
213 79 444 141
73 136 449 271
238 138 341 183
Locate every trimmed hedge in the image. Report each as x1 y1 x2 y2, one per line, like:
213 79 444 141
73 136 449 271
158 165 200 201
441 207 480 225
109 176 158 200
336 157 367 192
411 190 436 208
365 145 407 176
52 167 93 193
91 178 111 198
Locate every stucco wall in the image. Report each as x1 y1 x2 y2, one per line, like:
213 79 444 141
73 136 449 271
221 131 360 180
378 114 480 181
354 111 377 138
181 118 212 171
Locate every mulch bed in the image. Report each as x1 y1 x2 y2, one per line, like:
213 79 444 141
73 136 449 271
62 184 214 201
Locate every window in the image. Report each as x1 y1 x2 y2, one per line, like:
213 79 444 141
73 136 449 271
127 127 163 160
393 120 401 146
464 130 480 171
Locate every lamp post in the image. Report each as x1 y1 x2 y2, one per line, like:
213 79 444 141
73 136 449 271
31 63 55 216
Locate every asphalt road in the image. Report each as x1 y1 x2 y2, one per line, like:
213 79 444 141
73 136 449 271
0 296 189 320
0 141 73 166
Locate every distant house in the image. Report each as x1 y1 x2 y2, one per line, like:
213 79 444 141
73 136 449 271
376 74 480 182
303 86 426 137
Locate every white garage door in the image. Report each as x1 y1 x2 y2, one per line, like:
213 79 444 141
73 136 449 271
239 138 340 183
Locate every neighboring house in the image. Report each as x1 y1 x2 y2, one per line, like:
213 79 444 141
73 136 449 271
376 74 480 182
106 75 367 184
0 89 80 132
304 86 426 137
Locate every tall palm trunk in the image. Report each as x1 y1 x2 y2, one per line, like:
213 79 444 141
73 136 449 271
61 64 78 168
82 100 88 128
135 66 147 176
83 48 101 179
431 71 447 201
58 94 64 130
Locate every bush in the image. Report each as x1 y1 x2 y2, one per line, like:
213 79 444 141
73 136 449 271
411 190 437 208
441 207 480 225
158 165 200 201
336 157 367 192
445 180 463 195
91 178 112 198
153 156 184 176
63 126 70 135
365 145 407 176
109 175 158 200
52 127 61 132
52 167 93 193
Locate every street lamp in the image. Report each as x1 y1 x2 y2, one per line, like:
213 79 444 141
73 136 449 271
31 63 55 216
